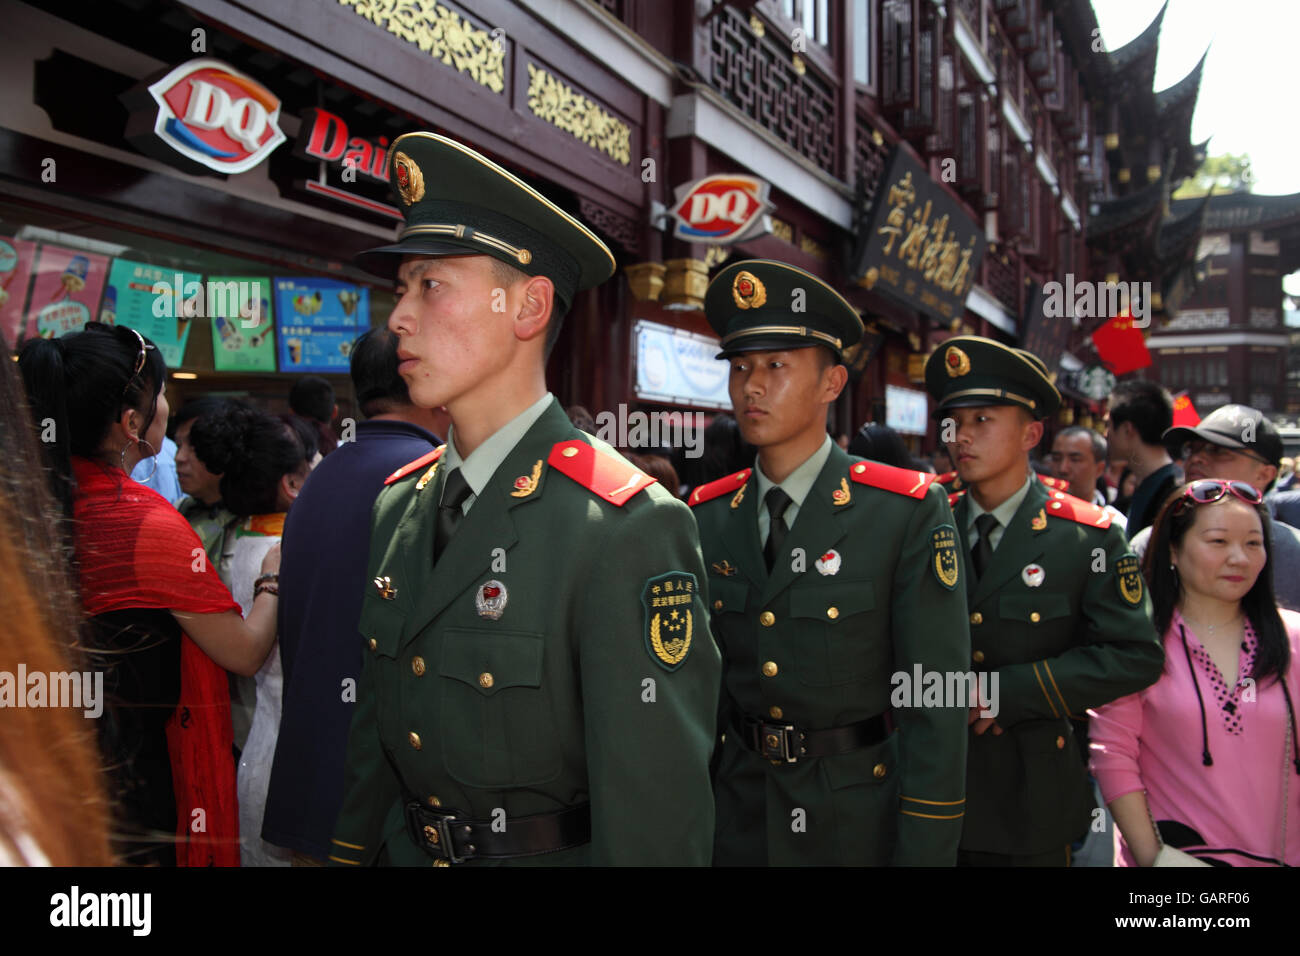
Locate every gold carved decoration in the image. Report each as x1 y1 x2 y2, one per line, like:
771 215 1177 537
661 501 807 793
770 218 794 243
338 0 505 94
799 235 827 261
526 63 631 166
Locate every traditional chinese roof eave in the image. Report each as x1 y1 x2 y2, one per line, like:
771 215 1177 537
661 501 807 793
1085 176 1167 245
1107 1 1167 88
1171 191 1300 233
1157 192 1210 261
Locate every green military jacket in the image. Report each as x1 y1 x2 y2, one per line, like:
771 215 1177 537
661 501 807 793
692 444 971 866
329 399 720 866
951 477 1163 856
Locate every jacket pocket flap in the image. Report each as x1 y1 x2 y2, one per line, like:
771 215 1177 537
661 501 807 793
438 630 543 696
789 579 875 623
998 591 1071 623
708 577 749 614
358 592 407 658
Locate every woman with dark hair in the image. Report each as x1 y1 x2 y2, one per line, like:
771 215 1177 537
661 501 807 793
847 421 916 469
192 402 313 866
18 322 280 866
1090 480 1300 866
1113 466 1138 516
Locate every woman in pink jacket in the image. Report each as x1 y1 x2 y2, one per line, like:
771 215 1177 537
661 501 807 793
1090 479 1300 866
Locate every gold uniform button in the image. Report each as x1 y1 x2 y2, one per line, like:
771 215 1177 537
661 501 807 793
411 656 426 676
713 599 723 611
759 611 776 627
1056 736 1066 750
970 612 983 626
408 731 422 750
765 733 780 749
562 446 579 458
853 463 866 474
1050 501 1062 510
433 859 451 867
1030 611 1041 623
478 672 494 689
368 638 378 651
762 661 778 677
769 706 783 719
826 607 839 620
972 650 985 663
427 795 441 807
872 763 887 779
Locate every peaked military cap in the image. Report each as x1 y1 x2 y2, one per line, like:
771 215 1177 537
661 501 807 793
704 259 863 360
924 335 1061 419
354 131 615 313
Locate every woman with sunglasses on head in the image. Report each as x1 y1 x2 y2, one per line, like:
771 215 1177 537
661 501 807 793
1090 479 1300 866
18 322 280 867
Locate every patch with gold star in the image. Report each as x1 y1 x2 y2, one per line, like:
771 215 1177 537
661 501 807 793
1116 554 1144 607
931 525 960 590
642 572 697 671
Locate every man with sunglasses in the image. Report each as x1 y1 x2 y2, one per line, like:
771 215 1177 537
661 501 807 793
924 336 1163 866
1128 403 1300 612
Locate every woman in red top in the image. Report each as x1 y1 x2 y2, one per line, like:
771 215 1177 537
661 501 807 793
19 322 280 866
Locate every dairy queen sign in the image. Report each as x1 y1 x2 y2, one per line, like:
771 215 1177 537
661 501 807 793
126 58 286 175
668 174 774 244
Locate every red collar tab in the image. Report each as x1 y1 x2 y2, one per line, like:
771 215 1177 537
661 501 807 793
688 469 752 508
547 440 656 507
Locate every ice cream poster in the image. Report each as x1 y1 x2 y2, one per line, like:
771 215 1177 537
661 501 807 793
208 276 276 372
274 276 367 372
25 245 109 341
0 238 37 349
103 259 203 368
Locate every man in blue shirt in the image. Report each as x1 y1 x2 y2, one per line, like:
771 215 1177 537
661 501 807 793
262 327 445 864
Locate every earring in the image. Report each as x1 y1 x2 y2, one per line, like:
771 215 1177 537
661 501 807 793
122 438 159 483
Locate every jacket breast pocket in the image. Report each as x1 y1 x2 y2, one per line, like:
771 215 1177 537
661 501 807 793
709 577 749 615
789 579 877 686
437 629 561 789
998 591 1072 625
359 592 406 659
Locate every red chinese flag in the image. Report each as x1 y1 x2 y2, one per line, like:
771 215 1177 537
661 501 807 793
1091 312 1152 375
1171 392 1201 427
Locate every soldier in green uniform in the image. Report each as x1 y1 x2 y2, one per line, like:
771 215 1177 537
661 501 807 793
923 335 1163 866
693 260 971 866
328 132 721 866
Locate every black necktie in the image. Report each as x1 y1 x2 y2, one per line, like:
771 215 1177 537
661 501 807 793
433 468 472 563
971 513 998 581
763 488 793 573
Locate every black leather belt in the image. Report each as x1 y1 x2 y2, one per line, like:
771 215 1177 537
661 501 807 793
732 713 889 763
403 801 591 864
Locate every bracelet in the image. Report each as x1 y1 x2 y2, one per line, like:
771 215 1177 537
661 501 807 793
254 583 280 598
254 573 280 588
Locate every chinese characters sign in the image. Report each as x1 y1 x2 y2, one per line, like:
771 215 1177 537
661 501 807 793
852 146 986 321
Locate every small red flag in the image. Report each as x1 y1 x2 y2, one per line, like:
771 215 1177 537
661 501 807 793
1091 311 1152 375
1171 392 1201 427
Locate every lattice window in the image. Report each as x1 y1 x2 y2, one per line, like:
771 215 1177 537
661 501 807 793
882 0 914 109
985 247 1020 314
853 113 892 209
709 7 838 175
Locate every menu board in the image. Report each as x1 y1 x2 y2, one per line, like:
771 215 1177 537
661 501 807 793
0 238 37 348
209 276 276 372
103 259 203 368
274 276 367 373
25 244 109 341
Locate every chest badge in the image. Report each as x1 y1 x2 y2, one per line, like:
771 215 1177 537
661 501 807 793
815 550 841 576
711 560 738 577
475 580 508 620
832 477 851 506
374 575 397 600
1021 563 1045 588
510 460 542 498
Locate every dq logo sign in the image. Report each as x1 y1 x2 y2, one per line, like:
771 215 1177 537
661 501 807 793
669 174 774 244
146 59 285 174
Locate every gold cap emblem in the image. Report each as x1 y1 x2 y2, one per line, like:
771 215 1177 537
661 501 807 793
392 151 426 206
944 345 971 378
732 270 767 310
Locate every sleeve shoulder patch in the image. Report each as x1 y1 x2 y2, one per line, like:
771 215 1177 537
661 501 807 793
1044 490 1112 529
548 439 656 507
1116 554 1144 606
931 524 960 590
688 469 752 508
384 444 446 485
642 571 697 671
849 460 937 499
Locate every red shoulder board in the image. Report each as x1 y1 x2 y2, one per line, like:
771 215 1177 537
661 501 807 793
948 490 966 508
688 469 752 508
1039 474 1070 491
936 470 958 485
849 460 938 499
384 444 446 486
1044 489 1112 529
548 440 657 507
